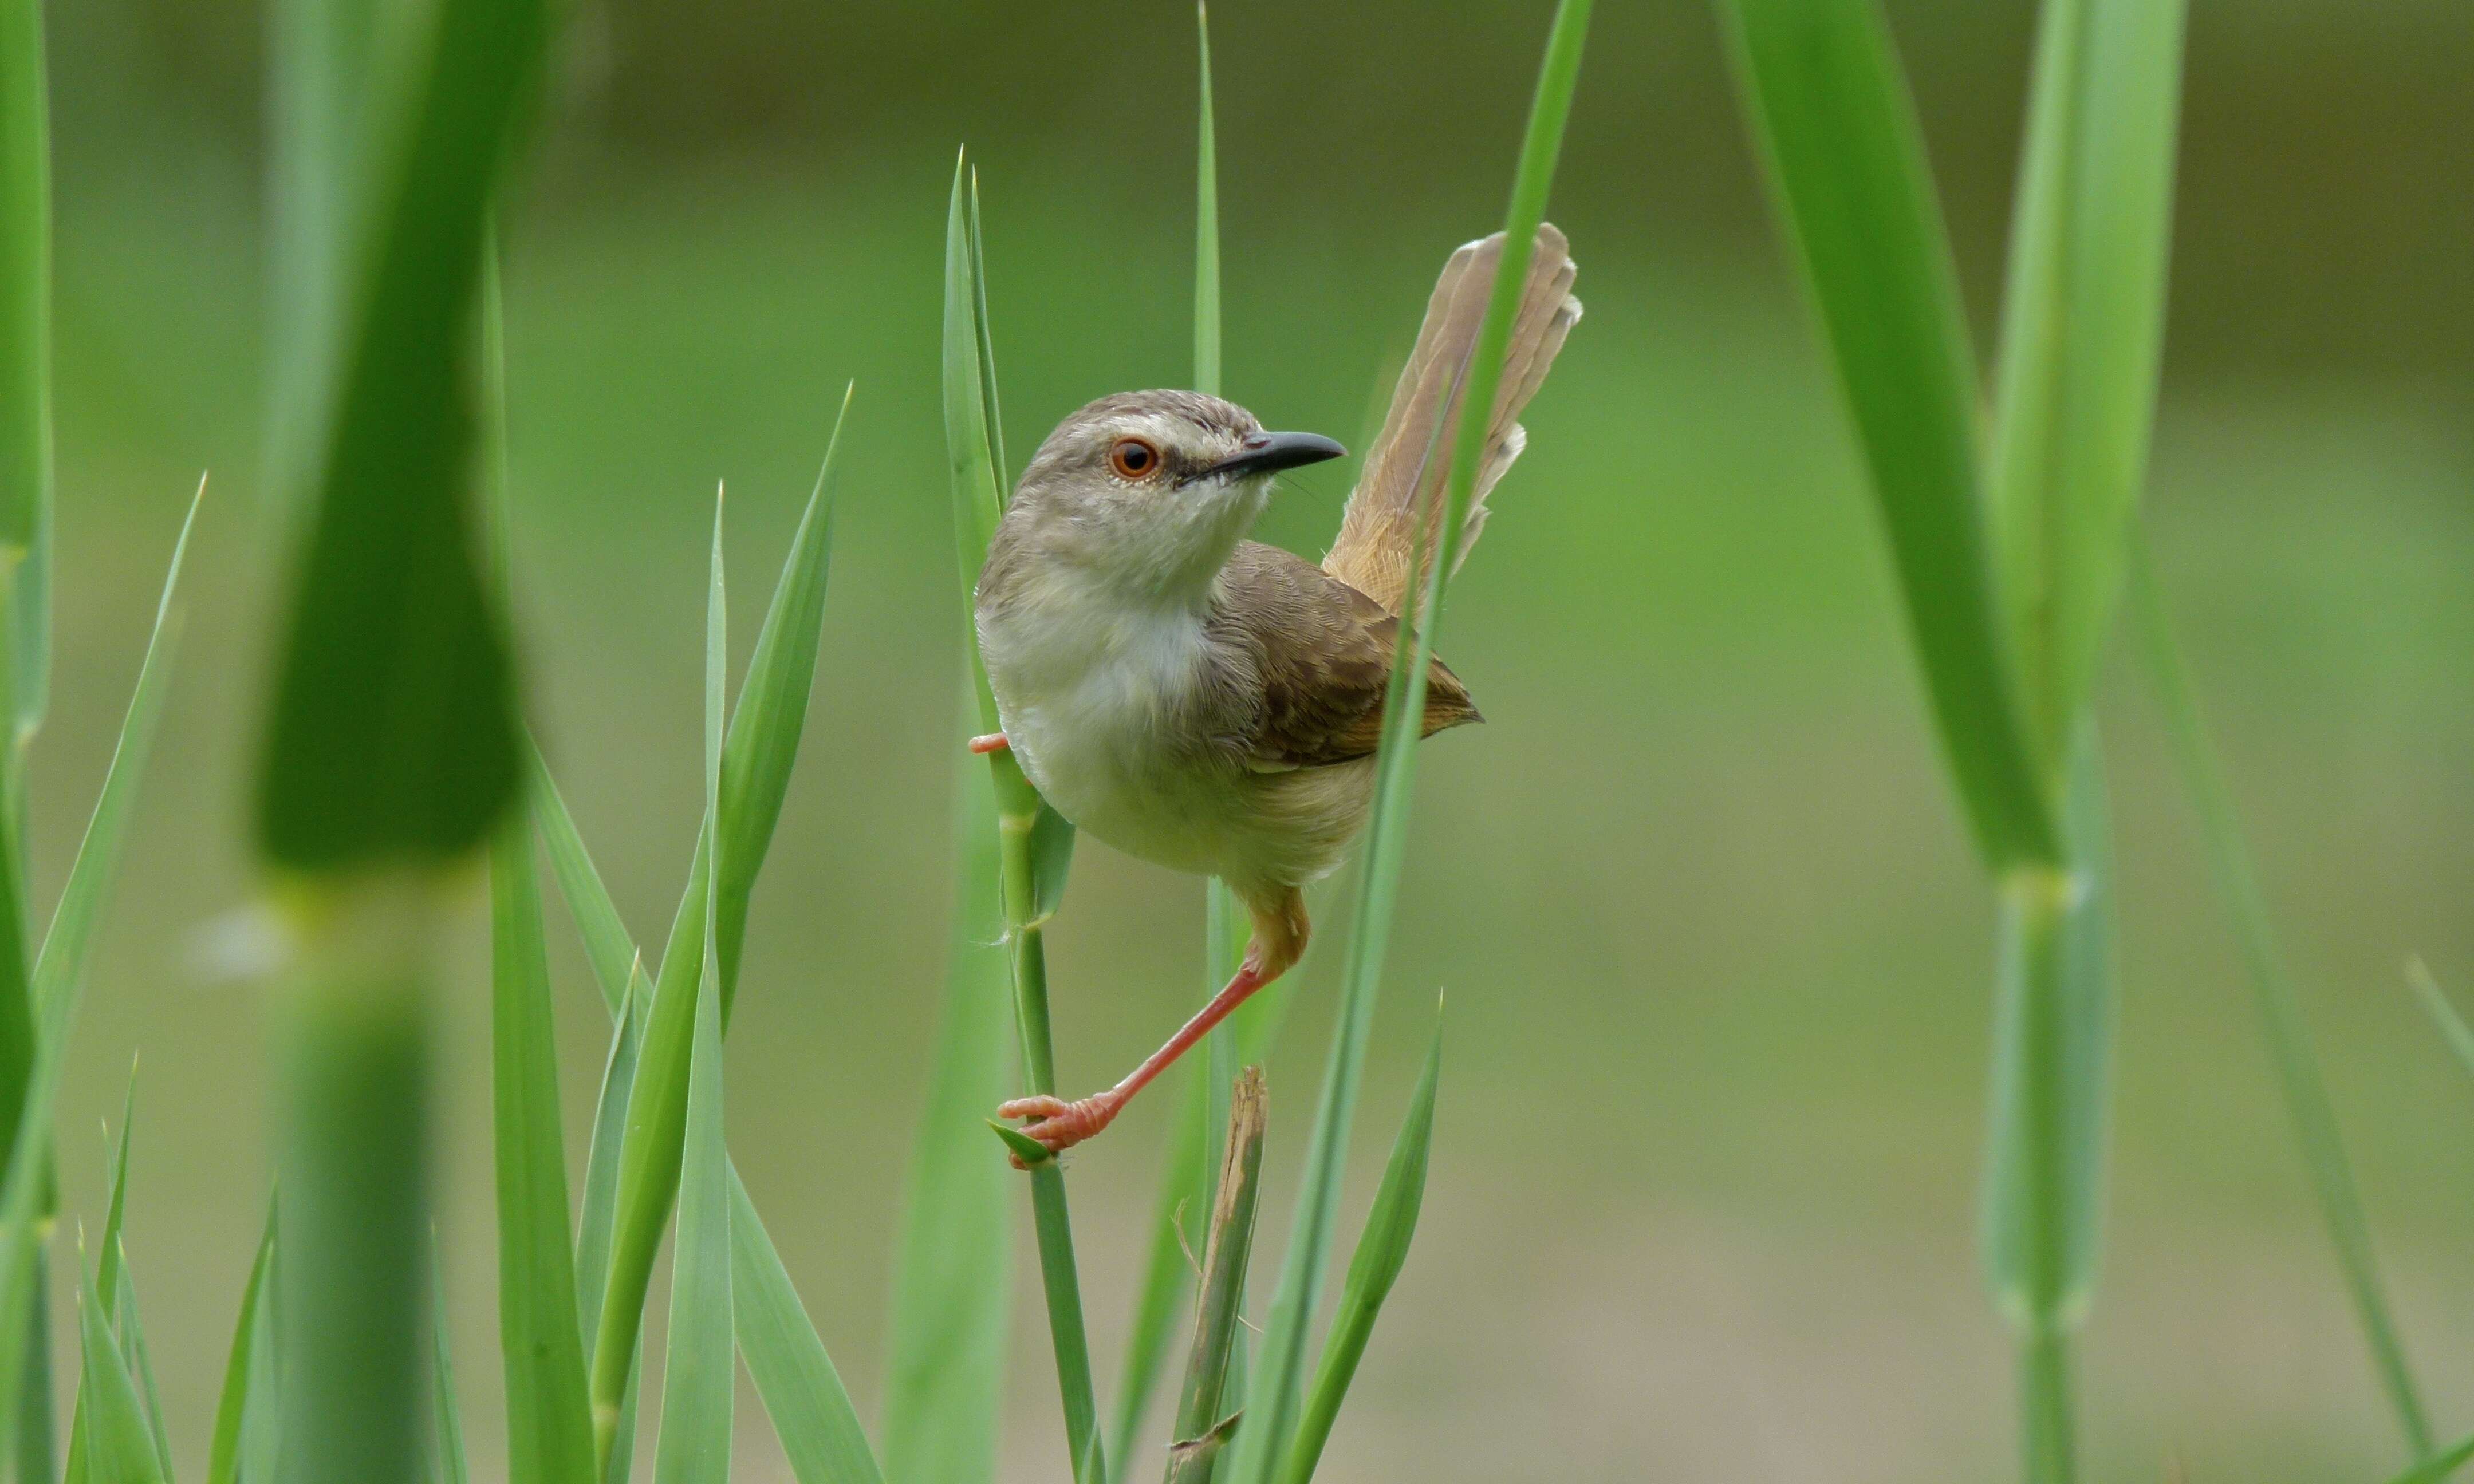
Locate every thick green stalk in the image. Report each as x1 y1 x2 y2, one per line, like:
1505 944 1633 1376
1165 1068 1266 1484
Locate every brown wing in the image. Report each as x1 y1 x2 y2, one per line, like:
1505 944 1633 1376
1208 543 1480 771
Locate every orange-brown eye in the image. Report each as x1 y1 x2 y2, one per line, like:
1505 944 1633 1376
1109 437 1161 480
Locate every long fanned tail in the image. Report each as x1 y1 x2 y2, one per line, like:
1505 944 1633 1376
1323 224 1581 618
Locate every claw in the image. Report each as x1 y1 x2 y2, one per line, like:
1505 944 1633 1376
968 732 1010 755
996 1092 1118 1166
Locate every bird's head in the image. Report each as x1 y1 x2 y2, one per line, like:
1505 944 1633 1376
1004 390 1345 603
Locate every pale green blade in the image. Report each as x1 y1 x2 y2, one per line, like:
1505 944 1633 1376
1165 1069 1267 1484
0 0 52 744
110 1252 171 1477
1230 6 1590 1479
650 492 735 1484
1278 1015 1441 1484
728 1163 881 1484
2406 961 2474 1083
881 750 1011 1484
1715 0 2057 869
431 1251 468 1484
1987 0 2188 763
2130 542 2429 1453
530 743 637 1019
74 1258 164 1484
2384 1432 2474 1484
207 1201 278 1484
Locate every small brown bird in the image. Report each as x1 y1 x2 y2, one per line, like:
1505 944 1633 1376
971 225 1580 1155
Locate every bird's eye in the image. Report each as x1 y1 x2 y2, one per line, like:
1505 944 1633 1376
1109 437 1161 480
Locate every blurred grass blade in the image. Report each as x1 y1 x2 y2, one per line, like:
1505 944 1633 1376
431 1250 469 1484
1231 8 1589 1480
1978 736 2114 1484
73 1260 162 1484
1165 1068 1266 1484
714 386 850 1021
576 974 641 1326
944 151 1104 1484
1987 0 2187 761
727 1163 883 1484
2385 1432 2474 1484
1279 1018 1441 1484
530 742 637 1017
881 749 1011 1484
1192 0 1220 400
1715 0 2057 870
2407 961 2474 1082
651 495 735 1484
208 1201 278 1484
489 743 597 1484
2129 542 2429 1453
0 0 52 736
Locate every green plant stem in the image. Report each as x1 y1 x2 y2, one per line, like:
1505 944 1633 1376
1166 1068 1266 1484
2018 1329 2073 1484
2129 543 2430 1455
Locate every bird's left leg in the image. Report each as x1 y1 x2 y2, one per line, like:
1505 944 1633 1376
1000 885 1308 1160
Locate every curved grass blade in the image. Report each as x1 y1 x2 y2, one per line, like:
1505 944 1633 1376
1230 8 1589 1479
2129 542 2429 1454
1278 1016 1440 1484
1165 1068 1266 1484
73 1258 162 1484
2405 961 2474 1083
2385 1432 2474 1484
528 744 637 1018
1987 0 2187 763
207 1199 278 1484
1715 0 2057 869
431 1249 468 1484
650 494 735 1484
881 749 1011 1484
728 1163 881 1484
944 153 1104 1483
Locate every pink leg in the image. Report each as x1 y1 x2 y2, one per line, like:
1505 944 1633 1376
1000 959 1271 1159
968 732 1009 755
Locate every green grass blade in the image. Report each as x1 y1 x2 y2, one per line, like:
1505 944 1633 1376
18 1249 50 1484
2406 961 2474 1083
431 1249 468 1484
528 744 637 1018
0 0 53 741
1279 1016 1441 1484
944 151 1104 1484
651 494 735 1484
1192 1 1220 400
2384 1432 2474 1484
73 1260 162 1484
1165 1068 1267 1484
1715 0 2057 869
1979 736 2115 1484
728 1163 882 1484
715 387 851 1021
1230 9 1589 1480
1987 0 2187 762
576 978 641 1331
2129 543 2429 1453
881 750 1011 1484
489 763 597 1484
208 1201 278 1484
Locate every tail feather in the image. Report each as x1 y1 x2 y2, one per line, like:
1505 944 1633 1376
1323 224 1581 617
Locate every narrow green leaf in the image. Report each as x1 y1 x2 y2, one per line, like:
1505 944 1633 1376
881 751 1011 1484
651 495 735 1484
715 388 852 1020
18 1249 52 1484
1279 1019 1441 1484
575 974 641 1337
2385 1431 2474 1484
111 1253 171 1477
74 1259 162 1484
728 1164 881 1484
1191 0 1220 401
1167 1068 1267 1484
431 1250 468 1484
2407 961 2474 1084
254 0 550 869
528 743 637 1018
208 1199 278 1484
1715 0 2058 869
489 780 596 1484
0 0 54 733
2130 543 2430 1453
1231 7 1589 1480
1987 0 2187 763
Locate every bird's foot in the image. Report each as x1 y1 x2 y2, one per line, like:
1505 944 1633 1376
967 732 1010 755
996 1092 1120 1166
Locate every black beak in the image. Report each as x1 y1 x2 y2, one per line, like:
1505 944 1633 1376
1195 430 1347 483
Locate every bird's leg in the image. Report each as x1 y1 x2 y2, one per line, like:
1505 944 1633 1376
1000 886 1309 1161
967 732 1010 755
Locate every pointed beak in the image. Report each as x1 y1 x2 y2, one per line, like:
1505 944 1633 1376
1195 430 1347 483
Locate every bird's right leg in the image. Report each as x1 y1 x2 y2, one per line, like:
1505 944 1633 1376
967 732 1009 754
999 885 1309 1160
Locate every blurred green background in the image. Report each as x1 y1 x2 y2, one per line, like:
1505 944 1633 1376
28 0 2472 1478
